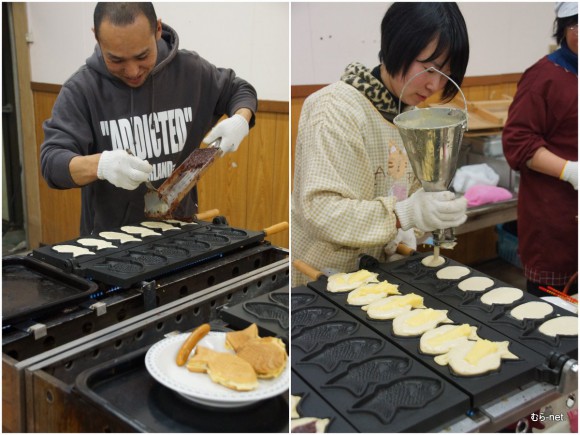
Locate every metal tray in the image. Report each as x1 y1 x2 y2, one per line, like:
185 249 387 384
2 255 99 325
377 253 578 359
291 286 471 432
219 287 289 347
74 346 289 433
31 221 266 288
306 276 547 408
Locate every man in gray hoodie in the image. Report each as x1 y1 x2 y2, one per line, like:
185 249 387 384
40 2 257 236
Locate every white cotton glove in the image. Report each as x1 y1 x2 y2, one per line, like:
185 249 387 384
97 150 153 190
384 228 417 257
203 114 249 154
395 188 467 232
560 161 578 190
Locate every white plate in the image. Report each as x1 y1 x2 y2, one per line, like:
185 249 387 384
145 331 289 409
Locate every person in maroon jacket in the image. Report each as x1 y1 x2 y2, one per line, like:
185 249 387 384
502 2 578 297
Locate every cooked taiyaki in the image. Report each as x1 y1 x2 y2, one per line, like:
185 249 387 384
326 269 379 293
392 308 452 337
346 281 400 306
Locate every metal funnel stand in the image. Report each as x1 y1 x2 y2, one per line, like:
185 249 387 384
393 67 468 248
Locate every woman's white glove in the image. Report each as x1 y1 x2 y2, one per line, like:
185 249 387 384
97 150 153 190
203 114 249 154
395 188 467 232
384 228 417 257
560 161 578 190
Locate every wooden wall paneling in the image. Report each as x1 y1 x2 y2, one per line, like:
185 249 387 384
33 91 82 245
198 115 249 229
267 112 289 249
246 112 276 234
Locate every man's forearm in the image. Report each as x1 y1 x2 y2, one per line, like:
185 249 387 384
235 107 253 124
69 154 101 186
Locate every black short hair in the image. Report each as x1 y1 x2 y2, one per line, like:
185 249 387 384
94 2 157 40
380 2 469 102
553 14 578 45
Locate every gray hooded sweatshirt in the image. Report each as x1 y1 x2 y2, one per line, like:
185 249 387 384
40 24 257 236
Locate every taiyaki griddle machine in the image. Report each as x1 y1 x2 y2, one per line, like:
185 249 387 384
2 211 289 432
290 69 577 433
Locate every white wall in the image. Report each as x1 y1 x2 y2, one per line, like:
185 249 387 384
26 2 289 101
292 2 557 85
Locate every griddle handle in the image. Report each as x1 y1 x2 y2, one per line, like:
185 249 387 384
263 222 289 236
396 242 415 256
293 259 324 280
195 209 220 221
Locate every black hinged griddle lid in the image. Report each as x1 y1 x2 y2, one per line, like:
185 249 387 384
31 220 266 288
2 255 99 325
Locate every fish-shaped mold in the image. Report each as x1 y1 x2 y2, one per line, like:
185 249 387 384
211 228 248 239
191 233 229 244
269 292 289 307
292 321 359 352
292 306 337 333
94 259 144 273
324 356 411 396
300 337 384 372
244 302 289 330
350 377 443 424
174 238 211 251
151 245 190 258
128 252 166 266
291 293 317 309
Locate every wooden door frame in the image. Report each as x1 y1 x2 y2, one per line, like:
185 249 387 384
11 3 41 249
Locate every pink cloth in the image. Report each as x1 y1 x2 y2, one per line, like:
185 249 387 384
464 185 513 207
568 408 578 433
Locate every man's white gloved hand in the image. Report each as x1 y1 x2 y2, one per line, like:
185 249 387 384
560 161 578 190
203 114 249 154
97 150 153 190
395 188 467 232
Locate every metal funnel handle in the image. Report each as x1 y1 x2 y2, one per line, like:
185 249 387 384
397 66 468 118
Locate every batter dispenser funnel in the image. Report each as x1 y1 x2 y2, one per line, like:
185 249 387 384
393 67 468 247
393 68 468 192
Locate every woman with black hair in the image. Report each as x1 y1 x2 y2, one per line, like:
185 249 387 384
291 3 470 285
502 2 578 297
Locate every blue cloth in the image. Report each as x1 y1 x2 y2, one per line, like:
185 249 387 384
547 40 578 76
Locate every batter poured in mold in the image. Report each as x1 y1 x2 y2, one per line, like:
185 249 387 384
120 226 160 237
77 238 117 250
480 287 524 305
99 231 141 243
538 316 578 337
436 266 470 280
141 221 180 231
509 301 554 320
458 276 494 292
421 255 446 268
52 244 95 257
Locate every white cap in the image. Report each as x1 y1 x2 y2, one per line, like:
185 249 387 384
555 2 578 18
